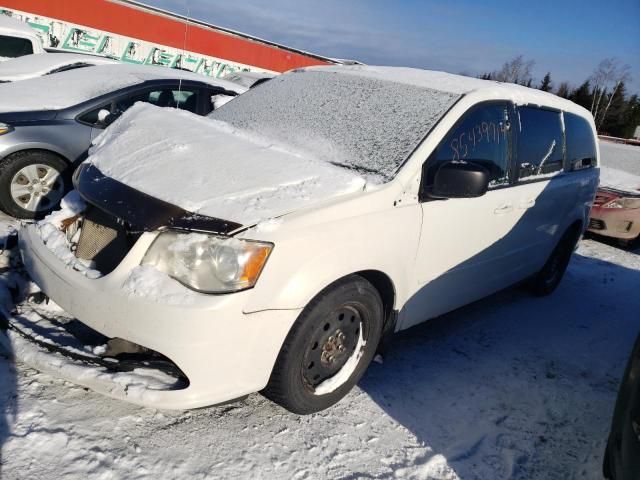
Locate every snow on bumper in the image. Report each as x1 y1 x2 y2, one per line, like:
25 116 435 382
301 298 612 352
16 224 301 409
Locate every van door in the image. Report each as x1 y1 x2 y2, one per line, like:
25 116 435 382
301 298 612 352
509 106 570 271
402 102 527 329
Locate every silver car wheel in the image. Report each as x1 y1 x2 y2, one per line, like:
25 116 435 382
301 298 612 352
10 163 65 213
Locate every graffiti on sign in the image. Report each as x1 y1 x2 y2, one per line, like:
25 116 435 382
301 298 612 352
0 8 270 78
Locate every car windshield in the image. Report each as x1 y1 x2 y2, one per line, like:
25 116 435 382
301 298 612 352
210 69 460 182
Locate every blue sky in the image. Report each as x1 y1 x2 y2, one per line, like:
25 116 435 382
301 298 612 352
145 0 640 94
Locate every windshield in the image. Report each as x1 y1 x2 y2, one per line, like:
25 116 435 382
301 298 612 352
210 70 460 182
0 35 33 58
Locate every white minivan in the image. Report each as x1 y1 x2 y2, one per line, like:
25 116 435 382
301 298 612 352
16 66 599 414
0 15 45 62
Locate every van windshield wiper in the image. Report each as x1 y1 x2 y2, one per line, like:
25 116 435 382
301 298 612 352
328 161 383 178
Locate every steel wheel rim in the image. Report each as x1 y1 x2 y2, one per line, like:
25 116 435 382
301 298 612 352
302 305 363 389
10 163 65 212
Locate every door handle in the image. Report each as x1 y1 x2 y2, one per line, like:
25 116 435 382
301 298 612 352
518 199 536 209
493 203 513 214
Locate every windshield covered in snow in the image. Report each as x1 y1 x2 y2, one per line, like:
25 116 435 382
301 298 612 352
210 70 460 182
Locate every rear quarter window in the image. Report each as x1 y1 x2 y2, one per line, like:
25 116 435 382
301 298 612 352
516 106 564 180
564 112 596 170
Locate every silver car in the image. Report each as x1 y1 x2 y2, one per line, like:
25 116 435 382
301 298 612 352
0 64 244 218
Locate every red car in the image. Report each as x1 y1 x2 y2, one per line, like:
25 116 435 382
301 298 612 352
588 187 640 247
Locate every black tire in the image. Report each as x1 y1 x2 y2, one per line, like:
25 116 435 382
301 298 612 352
617 235 639 250
0 150 70 219
529 225 581 296
262 275 384 414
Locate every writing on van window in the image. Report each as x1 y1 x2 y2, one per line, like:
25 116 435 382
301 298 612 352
449 121 508 161
517 107 564 180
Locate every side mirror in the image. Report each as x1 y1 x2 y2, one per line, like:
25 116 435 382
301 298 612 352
97 109 116 126
430 161 490 199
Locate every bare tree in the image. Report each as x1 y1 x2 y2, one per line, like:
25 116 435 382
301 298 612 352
590 58 631 129
493 55 536 86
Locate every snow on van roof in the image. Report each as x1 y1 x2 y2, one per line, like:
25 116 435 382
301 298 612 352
0 52 118 82
0 63 245 113
305 65 590 117
0 14 37 37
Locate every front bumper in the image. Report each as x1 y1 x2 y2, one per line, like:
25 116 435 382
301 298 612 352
16 224 301 409
588 206 640 240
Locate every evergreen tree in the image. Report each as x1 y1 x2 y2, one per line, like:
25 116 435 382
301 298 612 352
622 95 640 138
539 72 552 91
599 82 628 136
556 82 571 99
570 80 592 109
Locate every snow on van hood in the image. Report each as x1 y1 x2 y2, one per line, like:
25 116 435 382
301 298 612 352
87 103 366 225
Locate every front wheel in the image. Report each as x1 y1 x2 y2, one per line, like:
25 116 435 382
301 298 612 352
0 151 69 219
262 275 384 414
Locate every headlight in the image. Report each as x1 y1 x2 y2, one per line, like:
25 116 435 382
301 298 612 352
603 197 640 209
141 231 273 293
0 123 13 136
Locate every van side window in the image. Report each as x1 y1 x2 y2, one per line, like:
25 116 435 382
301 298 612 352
424 103 511 192
516 107 563 179
564 112 596 170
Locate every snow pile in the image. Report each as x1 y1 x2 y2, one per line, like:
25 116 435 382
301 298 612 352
34 191 102 279
0 63 243 113
88 103 367 225
6 324 180 395
213 69 460 181
123 266 198 305
0 52 117 82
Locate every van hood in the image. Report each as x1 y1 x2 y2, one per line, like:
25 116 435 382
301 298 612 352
87 103 367 226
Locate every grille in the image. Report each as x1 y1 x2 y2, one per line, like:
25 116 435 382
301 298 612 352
75 208 132 273
588 218 606 230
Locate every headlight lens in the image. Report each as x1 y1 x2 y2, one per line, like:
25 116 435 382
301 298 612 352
0 123 13 136
603 197 640 209
141 231 273 293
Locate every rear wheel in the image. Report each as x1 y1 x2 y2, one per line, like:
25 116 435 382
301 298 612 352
262 275 384 414
529 225 581 296
0 151 69 219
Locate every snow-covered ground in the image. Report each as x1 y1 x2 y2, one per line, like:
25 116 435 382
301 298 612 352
0 142 639 479
599 140 640 192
